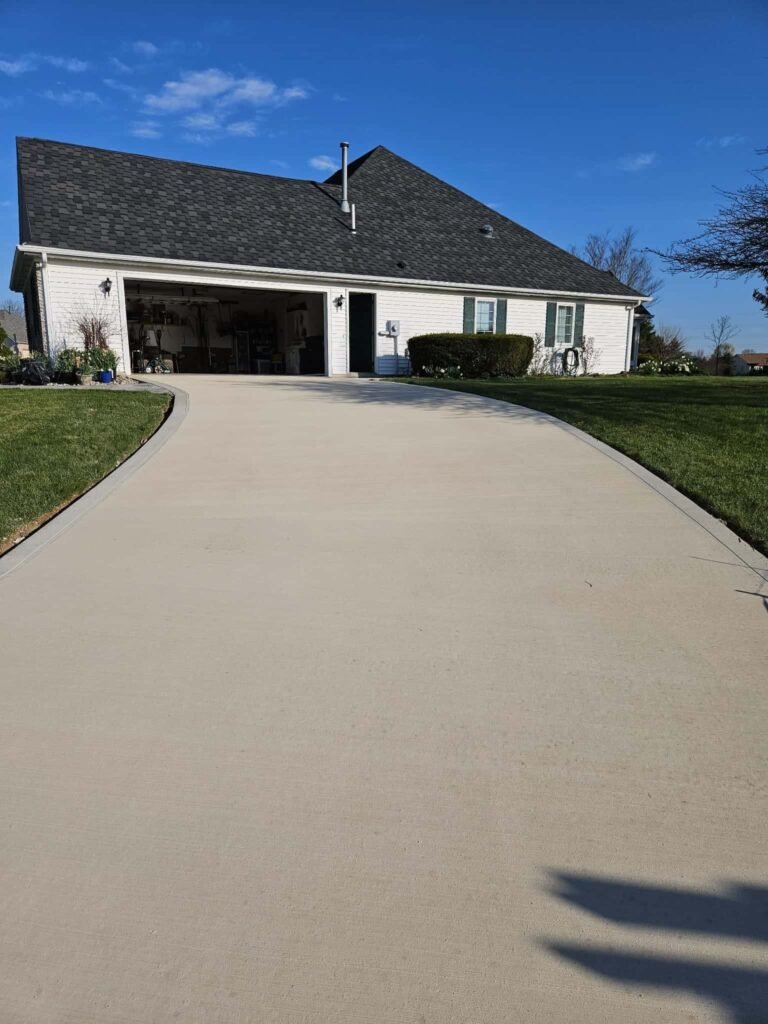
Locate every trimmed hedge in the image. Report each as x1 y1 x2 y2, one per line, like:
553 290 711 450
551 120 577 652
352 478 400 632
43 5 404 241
407 333 533 378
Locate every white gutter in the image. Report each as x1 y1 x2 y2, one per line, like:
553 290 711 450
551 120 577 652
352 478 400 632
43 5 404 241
11 244 651 305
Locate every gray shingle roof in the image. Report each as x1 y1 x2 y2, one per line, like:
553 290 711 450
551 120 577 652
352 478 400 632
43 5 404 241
16 137 643 297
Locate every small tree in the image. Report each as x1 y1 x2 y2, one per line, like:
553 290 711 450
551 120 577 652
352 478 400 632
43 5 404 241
640 323 688 362
73 308 116 350
580 336 601 374
707 315 740 375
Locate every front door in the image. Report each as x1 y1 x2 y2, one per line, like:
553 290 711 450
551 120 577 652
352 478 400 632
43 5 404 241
349 293 375 373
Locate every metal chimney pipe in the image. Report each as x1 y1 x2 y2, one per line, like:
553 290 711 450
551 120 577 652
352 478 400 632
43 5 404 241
350 203 356 233
340 141 350 213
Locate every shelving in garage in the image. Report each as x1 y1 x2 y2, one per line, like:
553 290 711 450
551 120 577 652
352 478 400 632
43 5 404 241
124 282 326 375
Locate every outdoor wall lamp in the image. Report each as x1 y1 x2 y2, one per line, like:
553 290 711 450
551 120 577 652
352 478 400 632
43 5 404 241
333 294 344 309
100 277 112 296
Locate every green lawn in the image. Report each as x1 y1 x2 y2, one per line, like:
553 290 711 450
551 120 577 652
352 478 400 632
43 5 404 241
402 376 768 555
0 389 170 552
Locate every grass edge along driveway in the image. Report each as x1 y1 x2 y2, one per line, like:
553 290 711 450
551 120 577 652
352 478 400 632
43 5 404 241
399 376 768 556
0 389 171 554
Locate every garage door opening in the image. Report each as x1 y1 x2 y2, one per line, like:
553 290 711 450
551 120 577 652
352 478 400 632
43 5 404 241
125 282 326 375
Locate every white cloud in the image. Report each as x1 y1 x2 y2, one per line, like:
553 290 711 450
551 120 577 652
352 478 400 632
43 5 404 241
226 120 258 136
616 152 656 172
0 53 88 75
281 85 308 102
0 58 33 76
332 93 348 102
697 134 745 149
226 77 277 105
110 57 132 73
131 121 162 138
104 77 140 97
271 159 289 169
45 56 88 72
183 112 220 130
146 68 235 111
42 88 102 105
144 68 309 114
182 132 213 145
133 40 159 58
309 155 337 172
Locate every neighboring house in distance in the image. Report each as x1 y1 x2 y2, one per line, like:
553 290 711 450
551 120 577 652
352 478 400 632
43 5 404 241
732 352 768 375
10 138 648 377
0 308 29 357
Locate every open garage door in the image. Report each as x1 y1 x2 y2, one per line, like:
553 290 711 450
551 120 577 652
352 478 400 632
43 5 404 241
124 282 326 375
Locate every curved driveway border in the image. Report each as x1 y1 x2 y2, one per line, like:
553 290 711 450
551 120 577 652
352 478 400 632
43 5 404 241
2 375 766 586
389 379 768 583
0 379 188 581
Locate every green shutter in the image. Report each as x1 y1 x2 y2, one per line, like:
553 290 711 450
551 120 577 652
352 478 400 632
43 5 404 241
574 303 585 347
495 298 507 334
463 297 475 333
545 302 557 347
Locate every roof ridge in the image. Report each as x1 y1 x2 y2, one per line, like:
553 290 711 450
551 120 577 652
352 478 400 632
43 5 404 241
323 145 386 185
15 136 319 188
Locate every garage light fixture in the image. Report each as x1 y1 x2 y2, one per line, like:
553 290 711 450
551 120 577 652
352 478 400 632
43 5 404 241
334 294 344 309
100 277 112 296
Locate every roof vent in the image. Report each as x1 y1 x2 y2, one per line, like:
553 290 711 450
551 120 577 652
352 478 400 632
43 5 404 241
397 260 407 269
480 223 494 237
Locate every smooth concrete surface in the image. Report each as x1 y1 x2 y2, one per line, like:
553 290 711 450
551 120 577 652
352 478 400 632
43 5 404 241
1 375 766 1024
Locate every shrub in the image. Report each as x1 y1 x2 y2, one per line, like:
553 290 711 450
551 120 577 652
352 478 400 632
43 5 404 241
86 347 118 373
407 333 533 378
0 343 21 370
636 355 699 375
55 348 83 375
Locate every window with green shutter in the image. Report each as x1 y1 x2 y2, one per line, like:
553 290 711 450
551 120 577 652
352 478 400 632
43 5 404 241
463 297 476 333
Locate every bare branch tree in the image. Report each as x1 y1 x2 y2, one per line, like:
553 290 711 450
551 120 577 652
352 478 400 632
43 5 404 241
707 315 740 375
571 226 662 296
580 336 601 374
657 150 768 316
0 296 23 317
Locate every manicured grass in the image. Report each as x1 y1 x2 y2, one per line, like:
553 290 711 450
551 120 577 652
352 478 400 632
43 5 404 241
0 389 170 552
402 376 768 554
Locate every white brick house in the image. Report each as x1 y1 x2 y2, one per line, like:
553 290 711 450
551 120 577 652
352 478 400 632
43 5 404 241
10 139 648 377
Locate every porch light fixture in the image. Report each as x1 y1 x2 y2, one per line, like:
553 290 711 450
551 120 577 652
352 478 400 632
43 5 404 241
100 277 112 296
334 294 344 309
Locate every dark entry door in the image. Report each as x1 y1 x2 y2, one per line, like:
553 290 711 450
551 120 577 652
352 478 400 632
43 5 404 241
349 293 375 373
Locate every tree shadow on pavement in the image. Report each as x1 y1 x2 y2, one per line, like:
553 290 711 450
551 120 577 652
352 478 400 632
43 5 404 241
543 871 768 1024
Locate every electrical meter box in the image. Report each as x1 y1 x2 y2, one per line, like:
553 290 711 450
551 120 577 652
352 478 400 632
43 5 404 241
386 320 401 335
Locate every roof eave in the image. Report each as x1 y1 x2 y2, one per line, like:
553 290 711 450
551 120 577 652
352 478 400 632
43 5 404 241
13 244 650 303
10 245 35 292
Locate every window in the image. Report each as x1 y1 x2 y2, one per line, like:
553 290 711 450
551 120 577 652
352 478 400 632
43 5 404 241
555 304 574 346
475 300 495 333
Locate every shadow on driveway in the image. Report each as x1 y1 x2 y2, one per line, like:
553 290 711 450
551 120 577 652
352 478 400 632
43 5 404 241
543 871 768 1023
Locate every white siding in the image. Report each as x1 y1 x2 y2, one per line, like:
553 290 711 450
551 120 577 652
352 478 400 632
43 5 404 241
44 260 130 372
41 255 634 377
373 288 463 374
373 289 631 375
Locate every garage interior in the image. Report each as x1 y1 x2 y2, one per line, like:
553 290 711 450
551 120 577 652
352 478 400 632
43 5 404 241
124 282 327 374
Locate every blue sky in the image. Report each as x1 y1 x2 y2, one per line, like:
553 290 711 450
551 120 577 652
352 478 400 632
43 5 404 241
1 0 766 348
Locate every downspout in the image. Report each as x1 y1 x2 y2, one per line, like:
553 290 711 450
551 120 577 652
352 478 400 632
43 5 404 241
624 304 636 372
39 251 55 356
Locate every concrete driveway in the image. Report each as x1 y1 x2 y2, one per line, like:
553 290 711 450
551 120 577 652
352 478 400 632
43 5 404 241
1 376 766 1023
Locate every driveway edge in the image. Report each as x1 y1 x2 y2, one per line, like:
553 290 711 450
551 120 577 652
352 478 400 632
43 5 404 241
387 380 768 582
0 380 188 581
